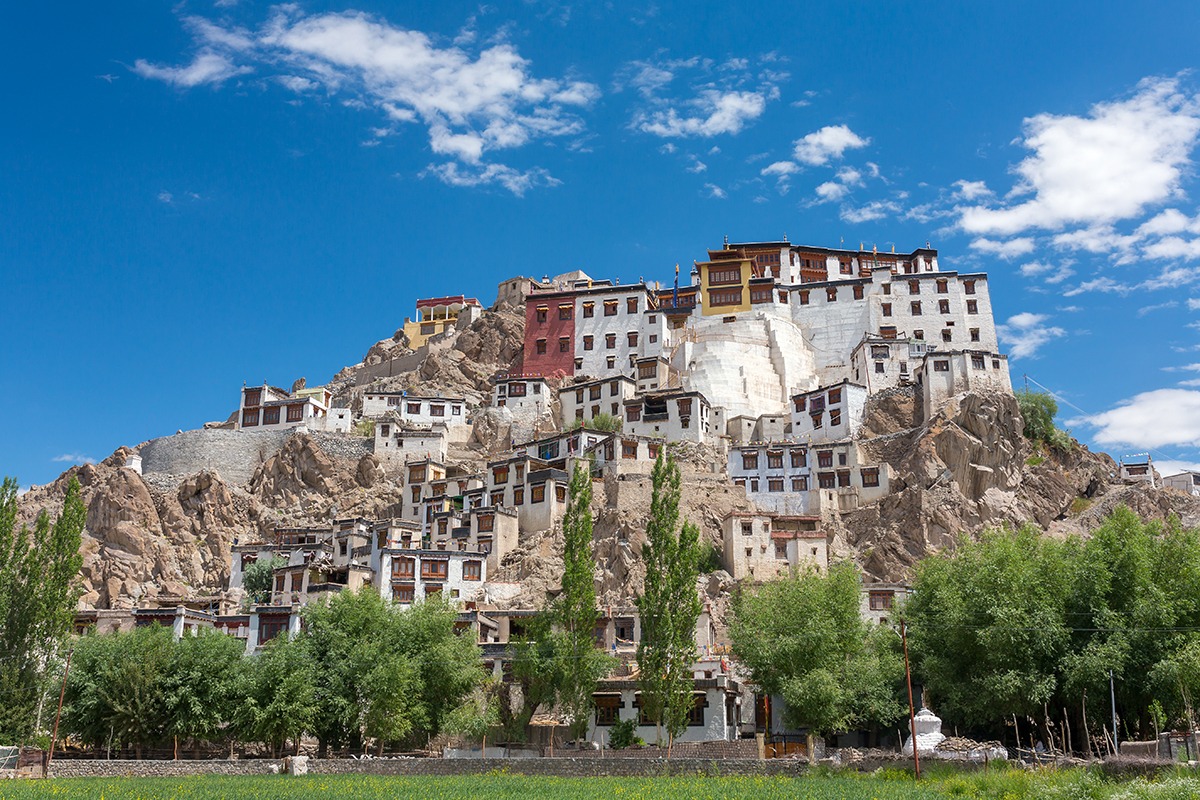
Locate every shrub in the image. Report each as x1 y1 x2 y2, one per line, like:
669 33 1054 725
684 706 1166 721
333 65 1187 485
608 717 640 750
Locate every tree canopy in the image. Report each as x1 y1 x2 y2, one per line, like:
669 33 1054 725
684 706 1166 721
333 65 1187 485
730 561 906 737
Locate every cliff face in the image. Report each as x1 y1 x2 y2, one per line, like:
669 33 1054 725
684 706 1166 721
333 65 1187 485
16 302 1200 611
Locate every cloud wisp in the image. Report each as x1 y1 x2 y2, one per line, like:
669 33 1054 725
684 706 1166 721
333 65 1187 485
996 312 1066 359
132 8 600 194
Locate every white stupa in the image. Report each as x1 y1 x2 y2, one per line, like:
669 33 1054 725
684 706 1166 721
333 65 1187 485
902 707 946 756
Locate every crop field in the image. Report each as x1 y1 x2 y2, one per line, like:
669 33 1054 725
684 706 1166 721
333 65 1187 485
2 770 1199 800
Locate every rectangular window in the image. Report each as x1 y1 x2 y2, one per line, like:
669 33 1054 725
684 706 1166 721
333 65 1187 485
880 326 898 340
708 267 742 285
972 354 986 369
853 285 864 300
750 287 773 304
536 307 548 323
588 385 601 401
882 283 891 295
420 560 449 580
911 301 922 315
583 336 595 351
531 484 546 503
288 404 305 423
970 328 980 342
513 487 524 505
817 451 833 468
942 329 953 342
393 557 416 579
559 305 573 320
708 288 743 307
790 449 806 468
768 478 784 493
647 443 660 460
393 585 415 603
881 302 892 317
242 409 260 427
967 299 978 314
793 395 806 412
627 297 639 314
939 299 950 314
559 337 570 352
463 561 482 581
626 404 641 422
936 279 948 294
964 280 976 295
595 695 621 726
792 476 809 491
909 280 920 294
430 404 445 416
837 470 851 487
913 329 924 341
478 513 494 532
627 331 638 347
622 440 638 459
818 472 836 489
828 387 842 404
604 300 618 316
556 484 567 502
767 451 783 469
606 333 617 349
826 287 838 302
869 591 894 610
262 406 280 425
934 360 950 372
862 468 881 487
875 361 885 373
583 301 595 317
678 398 693 416
799 290 810 305
830 410 842 426
243 388 262 407
535 339 547 354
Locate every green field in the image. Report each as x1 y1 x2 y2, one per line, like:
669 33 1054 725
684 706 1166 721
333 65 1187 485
3 770 1199 800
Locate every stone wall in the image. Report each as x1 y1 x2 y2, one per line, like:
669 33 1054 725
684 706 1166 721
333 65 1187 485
138 429 371 487
50 756 806 779
139 429 290 486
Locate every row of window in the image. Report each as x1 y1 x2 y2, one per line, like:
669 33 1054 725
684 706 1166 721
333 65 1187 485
242 405 306 426
796 278 979 306
880 299 980 316
736 467 880 492
793 386 843 413
594 693 708 726
535 297 643 323
391 557 482 581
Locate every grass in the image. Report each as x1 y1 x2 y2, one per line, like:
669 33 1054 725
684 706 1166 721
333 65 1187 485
4 769 1199 800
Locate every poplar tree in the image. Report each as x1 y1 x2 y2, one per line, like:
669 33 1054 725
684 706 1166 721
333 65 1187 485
554 459 613 744
0 476 85 742
635 451 703 749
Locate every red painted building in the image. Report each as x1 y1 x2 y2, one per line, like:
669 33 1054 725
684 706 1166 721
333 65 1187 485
522 290 577 378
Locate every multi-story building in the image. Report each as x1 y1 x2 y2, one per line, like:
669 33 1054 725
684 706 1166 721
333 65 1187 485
237 383 336 431
790 381 869 443
1164 470 1200 497
728 441 889 514
401 295 483 350
624 389 712 443
558 376 637 427
721 512 826 581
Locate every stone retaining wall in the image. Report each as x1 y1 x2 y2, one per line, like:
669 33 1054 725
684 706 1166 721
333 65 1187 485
140 429 290 486
50 757 810 779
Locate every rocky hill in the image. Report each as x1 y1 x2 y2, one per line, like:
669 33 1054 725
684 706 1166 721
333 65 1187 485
16 300 1200 612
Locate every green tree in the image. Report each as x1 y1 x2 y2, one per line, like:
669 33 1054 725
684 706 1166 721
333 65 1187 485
1016 389 1072 451
162 630 247 755
242 556 285 605
235 634 316 756
569 413 623 433
501 614 564 741
554 460 615 744
730 562 905 738
906 526 1073 730
64 625 174 758
635 451 703 748
0 476 85 742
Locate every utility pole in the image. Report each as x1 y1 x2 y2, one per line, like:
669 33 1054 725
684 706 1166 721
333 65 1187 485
46 648 74 777
1110 671 1119 754
901 620 921 779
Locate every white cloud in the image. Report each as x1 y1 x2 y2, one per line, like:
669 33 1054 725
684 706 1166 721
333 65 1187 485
704 183 727 199
1076 388 1200 449
968 236 1036 259
17 485 30 497
636 89 770 137
52 453 95 465
793 124 869 165
1152 459 1200 476
760 161 798 178
996 312 1066 358
132 51 251 88
840 200 900 223
1188 298 1200 310
953 179 992 201
815 181 849 202
624 55 780 139
157 191 173 204
1138 301 1179 316
958 77 1200 236
420 162 559 196
1019 260 1076 284
134 8 600 192
685 154 707 173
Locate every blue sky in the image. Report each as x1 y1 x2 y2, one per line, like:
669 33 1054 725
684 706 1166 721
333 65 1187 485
6 1 1200 490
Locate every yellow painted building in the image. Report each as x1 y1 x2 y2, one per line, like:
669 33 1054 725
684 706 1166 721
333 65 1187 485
401 295 482 349
696 249 754 316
